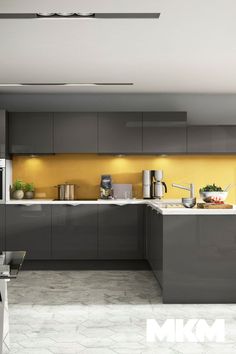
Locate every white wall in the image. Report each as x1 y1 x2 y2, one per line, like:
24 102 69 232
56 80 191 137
1 93 236 125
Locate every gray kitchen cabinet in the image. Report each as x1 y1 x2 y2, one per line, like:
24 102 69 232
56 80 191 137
9 112 53 154
0 205 5 252
54 112 98 153
143 112 187 153
98 204 144 259
5 205 51 259
98 112 142 153
187 126 236 153
145 206 163 286
162 215 236 303
52 205 98 259
0 110 7 158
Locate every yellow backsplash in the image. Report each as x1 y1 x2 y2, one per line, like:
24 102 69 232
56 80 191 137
12 154 236 203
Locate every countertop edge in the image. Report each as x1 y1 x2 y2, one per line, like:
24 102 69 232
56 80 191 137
4 199 236 215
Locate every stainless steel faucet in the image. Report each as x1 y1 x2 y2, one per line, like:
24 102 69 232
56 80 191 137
172 183 195 198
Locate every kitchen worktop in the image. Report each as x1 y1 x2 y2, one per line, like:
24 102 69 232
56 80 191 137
5 199 236 214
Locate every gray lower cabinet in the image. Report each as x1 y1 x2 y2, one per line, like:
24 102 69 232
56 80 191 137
162 215 236 303
145 206 163 286
98 112 142 153
52 205 98 259
0 205 5 252
5 205 51 259
53 112 98 153
9 112 53 154
143 112 187 153
187 126 236 153
98 204 144 259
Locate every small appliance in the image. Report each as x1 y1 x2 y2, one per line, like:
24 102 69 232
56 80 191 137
142 170 167 199
100 175 113 199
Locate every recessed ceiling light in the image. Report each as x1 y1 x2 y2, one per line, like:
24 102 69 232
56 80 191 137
37 13 55 17
76 13 95 17
0 13 160 20
56 13 75 17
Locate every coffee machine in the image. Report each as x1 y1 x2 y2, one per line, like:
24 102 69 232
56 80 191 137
142 170 167 199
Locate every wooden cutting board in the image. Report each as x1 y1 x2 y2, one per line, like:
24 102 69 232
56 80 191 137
197 203 233 209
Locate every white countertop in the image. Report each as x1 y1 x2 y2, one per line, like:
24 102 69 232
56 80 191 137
5 198 236 215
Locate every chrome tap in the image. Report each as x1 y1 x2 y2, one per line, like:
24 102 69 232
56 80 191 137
172 183 195 198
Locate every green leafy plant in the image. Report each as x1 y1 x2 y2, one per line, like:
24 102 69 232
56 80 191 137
24 183 35 192
200 183 223 192
12 179 25 191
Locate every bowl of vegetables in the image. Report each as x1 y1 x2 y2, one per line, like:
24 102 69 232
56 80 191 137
199 184 228 203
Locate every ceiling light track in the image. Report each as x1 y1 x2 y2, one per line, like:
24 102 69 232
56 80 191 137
0 13 160 20
0 83 134 87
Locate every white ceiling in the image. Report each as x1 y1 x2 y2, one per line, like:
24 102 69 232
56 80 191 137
0 0 236 94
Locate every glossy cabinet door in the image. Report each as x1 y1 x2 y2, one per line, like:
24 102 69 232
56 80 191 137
162 215 236 303
98 112 142 153
146 206 163 286
9 112 53 154
54 112 98 153
0 205 5 252
98 204 144 259
0 110 7 158
187 126 236 153
52 205 98 259
143 112 187 153
5 205 51 259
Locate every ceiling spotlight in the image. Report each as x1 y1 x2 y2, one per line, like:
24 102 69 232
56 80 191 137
37 13 55 17
57 13 75 17
76 12 95 17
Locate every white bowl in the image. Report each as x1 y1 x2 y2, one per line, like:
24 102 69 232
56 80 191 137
200 191 228 203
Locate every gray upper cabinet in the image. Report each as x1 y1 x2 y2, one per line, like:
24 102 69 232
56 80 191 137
9 112 53 154
0 110 7 158
5 205 51 259
54 112 98 153
0 205 5 252
143 112 187 153
52 205 98 259
98 112 142 153
98 204 144 259
188 126 236 153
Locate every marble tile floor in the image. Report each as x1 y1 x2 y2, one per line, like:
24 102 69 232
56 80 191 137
6 270 236 354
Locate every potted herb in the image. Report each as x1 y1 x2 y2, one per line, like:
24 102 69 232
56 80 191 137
12 180 25 200
24 183 35 199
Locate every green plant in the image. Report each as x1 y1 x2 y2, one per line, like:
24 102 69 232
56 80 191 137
200 183 223 192
12 179 25 191
24 182 35 192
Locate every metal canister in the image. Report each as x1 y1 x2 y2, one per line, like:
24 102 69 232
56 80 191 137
56 183 77 200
